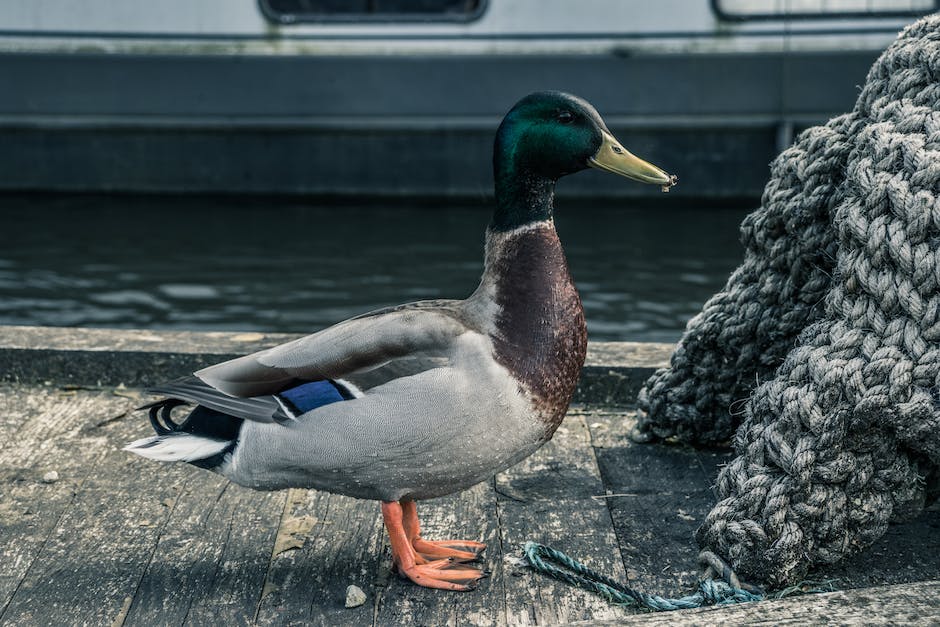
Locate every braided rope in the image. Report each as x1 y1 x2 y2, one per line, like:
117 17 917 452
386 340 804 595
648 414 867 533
636 114 857 444
636 15 940 586
522 542 763 611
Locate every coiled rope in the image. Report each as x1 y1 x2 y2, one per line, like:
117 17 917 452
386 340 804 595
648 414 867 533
634 15 940 587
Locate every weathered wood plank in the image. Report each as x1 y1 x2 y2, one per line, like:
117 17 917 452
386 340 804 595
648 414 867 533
587 407 729 595
0 385 33 449
2 385 279 626
0 325 673 405
253 487 385 626
435 484 506 627
373 481 506 627
0 386 130 620
0 396 209 626
0 384 125 461
0 326 672 370
497 410 632 625
596 579 940 626
181 487 286 626
121 469 284 627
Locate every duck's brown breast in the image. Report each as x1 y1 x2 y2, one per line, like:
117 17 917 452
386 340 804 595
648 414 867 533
488 224 587 430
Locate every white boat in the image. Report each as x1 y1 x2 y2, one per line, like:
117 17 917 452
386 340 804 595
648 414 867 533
0 0 933 198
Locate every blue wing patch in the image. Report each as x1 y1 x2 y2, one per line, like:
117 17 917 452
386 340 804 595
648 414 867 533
274 380 348 421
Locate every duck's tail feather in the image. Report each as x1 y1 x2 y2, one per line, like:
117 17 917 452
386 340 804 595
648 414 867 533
124 398 240 470
124 433 232 463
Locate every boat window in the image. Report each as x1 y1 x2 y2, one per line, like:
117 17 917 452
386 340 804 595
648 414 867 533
259 0 486 23
713 0 938 20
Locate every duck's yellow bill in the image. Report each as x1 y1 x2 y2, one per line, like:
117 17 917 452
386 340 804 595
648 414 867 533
588 131 677 192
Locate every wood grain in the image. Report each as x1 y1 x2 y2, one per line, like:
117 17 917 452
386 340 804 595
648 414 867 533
0 386 129 620
1 393 180 625
123 473 283 626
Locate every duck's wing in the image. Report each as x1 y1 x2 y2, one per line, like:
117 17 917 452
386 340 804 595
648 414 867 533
195 300 471 398
339 354 450 393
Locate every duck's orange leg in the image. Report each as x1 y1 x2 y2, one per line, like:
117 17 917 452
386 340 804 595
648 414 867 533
381 501 488 591
401 500 486 562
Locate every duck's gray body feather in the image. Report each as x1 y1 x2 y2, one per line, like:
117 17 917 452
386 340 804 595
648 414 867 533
225 330 538 501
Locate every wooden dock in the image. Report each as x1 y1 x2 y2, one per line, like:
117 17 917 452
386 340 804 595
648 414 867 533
0 327 938 625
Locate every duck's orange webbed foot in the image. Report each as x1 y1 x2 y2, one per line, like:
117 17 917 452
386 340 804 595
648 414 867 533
401 500 487 563
412 538 487 562
381 501 489 591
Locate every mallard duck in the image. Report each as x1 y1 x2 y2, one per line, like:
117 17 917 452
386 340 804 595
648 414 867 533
125 91 676 591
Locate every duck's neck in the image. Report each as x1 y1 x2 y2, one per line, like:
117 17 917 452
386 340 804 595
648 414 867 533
490 150 556 232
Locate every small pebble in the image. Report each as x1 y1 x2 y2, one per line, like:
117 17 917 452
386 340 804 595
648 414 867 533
41 471 59 484
345 584 366 608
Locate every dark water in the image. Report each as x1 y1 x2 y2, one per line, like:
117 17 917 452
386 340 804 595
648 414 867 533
0 194 751 342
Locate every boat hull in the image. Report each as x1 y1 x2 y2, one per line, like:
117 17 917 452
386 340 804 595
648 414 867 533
0 49 879 198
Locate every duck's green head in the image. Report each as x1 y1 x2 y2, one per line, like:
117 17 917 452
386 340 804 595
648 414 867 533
491 91 676 231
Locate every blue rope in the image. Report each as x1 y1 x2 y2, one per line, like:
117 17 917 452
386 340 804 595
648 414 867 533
522 542 765 612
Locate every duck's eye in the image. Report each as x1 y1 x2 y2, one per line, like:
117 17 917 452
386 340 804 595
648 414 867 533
557 111 574 124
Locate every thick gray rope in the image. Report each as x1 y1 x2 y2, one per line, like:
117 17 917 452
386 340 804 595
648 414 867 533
638 15 940 587
635 112 859 445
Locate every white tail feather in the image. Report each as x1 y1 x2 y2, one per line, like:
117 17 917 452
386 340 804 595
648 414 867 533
124 434 231 462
